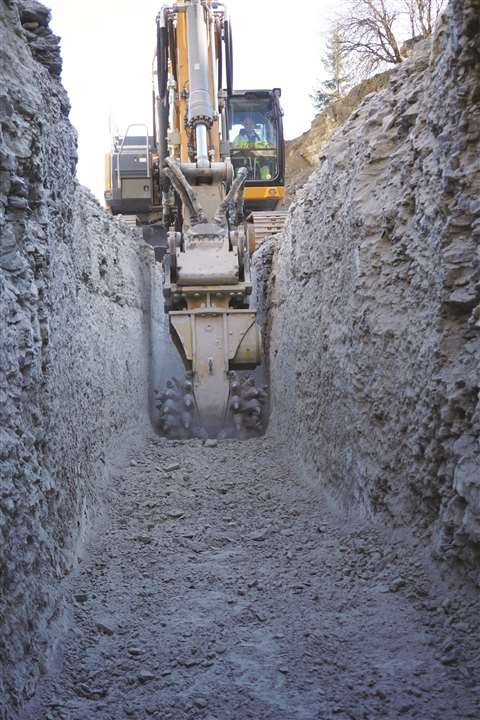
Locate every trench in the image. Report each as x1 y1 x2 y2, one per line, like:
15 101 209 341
1 1 480 718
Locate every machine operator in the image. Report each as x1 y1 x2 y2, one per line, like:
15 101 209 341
232 115 272 180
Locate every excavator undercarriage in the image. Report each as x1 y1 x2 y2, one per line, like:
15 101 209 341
105 0 286 438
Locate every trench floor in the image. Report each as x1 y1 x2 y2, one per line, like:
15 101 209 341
24 436 480 720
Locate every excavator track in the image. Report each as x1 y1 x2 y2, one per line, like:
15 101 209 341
247 210 289 251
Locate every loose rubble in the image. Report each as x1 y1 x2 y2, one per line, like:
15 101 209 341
20 436 480 720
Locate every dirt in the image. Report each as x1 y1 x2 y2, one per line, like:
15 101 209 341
21 435 480 720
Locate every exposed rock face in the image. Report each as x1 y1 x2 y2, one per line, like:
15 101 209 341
283 71 391 207
0 1 158 714
269 0 480 581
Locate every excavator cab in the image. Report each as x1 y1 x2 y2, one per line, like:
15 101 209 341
228 89 285 212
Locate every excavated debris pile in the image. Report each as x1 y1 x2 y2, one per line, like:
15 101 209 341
18 436 480 720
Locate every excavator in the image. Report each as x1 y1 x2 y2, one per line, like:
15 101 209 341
104 0 286 438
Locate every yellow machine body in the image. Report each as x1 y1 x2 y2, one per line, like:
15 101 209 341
104 0 285 436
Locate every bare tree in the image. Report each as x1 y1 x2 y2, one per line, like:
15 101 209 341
337 0 403 76
403 0 445 37
336 0 444 77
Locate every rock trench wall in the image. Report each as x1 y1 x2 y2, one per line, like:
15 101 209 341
268 0 480 581
0 1 158 715
283 71 391 208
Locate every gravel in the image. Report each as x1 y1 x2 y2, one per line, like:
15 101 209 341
21 435 480 720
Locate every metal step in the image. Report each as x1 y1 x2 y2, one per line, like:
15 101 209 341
247 211 288 249
117 214 138 230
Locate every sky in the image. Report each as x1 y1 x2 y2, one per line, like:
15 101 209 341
44 0 338 203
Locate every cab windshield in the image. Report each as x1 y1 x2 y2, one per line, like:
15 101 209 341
228 96 278 183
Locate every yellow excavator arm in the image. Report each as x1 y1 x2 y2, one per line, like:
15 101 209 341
105 0 285 438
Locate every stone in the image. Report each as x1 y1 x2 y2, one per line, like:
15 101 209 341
138 670 155 683
0 250 24 272
19 1 51 27
193 698 208 709
164 462 180 472
95 622 114 636
204 439 218 447
249 528 270 541
11 177 28 196
389 577 406 593
167 509 184 519
74 683 108 700
127 647 143 657
0 148 16 171
7 196 29 210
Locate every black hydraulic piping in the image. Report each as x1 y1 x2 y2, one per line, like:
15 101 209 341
224 18 233 96
168 19 178 83
156 13 169 182
157 17 168 99
216 21 223 92
152 89 157 147
273 90 285 186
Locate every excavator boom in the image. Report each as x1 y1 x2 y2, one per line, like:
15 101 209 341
104 0 285 437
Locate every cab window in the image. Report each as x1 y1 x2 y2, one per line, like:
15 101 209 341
228 97 278 182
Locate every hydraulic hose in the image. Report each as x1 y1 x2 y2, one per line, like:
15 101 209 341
224 19 233 96
168 19 178 84
156 14 169 176
217 22 223 92
156 18 168 100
